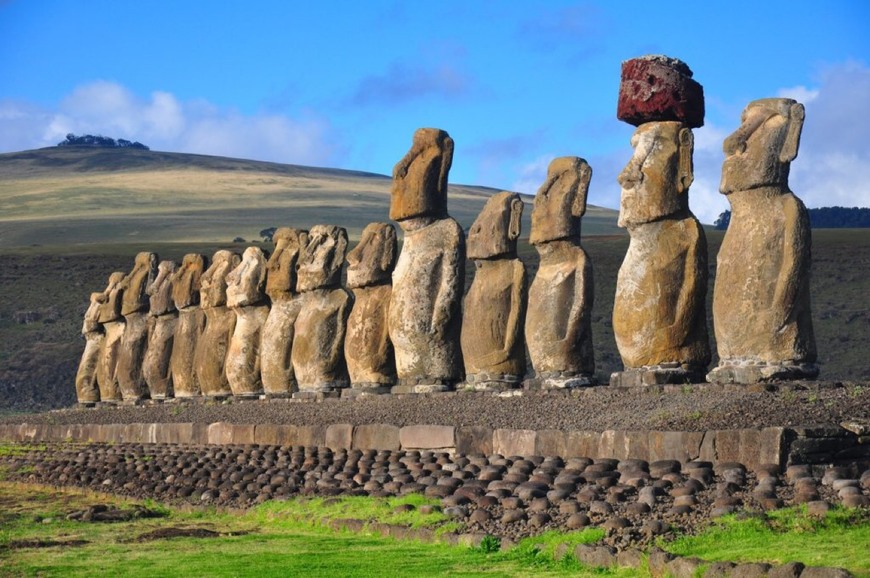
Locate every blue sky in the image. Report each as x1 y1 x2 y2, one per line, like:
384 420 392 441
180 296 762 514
1 0 868 223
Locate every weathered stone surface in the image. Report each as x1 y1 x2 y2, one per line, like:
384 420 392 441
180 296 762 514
617 55 704 128
195 251 240 397
456 426 493 455
400 425 455 450
709 98 816 384
612 121 710 380
325 423 354 450
171 253 206 309
353 424 401 451
389 127 453 222
76 287 108 403
95 271 126 401
292 225 352 392
142 260 178 399
224 247 269 397
461 192 527 389
116 253 157 401
345 223 397 388
493 429 537 457
526 157 595 387
261 228 308 395
168 254 206 397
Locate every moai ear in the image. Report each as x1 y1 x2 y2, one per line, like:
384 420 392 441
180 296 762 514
508 198 524 241
332 229 349 273
780 102 805 163
571 163 592 218
678 127 695 193
380 226 397 272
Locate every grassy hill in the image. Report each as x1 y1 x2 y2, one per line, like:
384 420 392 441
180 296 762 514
0 146 622 246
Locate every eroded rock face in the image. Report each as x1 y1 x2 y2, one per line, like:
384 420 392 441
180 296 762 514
617 55 704 128
292 225 353 393
116 252 157 401
345 222 398 391
709 98 817 384
261 228 308 396
388 128 465 391
225 247 269 397
461 192 527 390
75 290 105 404
142 260 179 399
95 272 126 402
169 254 207 398
612 122 710 386
526 157 595 388
195 250 240 397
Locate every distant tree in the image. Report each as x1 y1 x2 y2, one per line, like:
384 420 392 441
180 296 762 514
57 133 149 150
713 210 731 230
232 237 246 243
259 227 277 243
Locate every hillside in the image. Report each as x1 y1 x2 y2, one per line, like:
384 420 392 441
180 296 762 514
0 147 622 246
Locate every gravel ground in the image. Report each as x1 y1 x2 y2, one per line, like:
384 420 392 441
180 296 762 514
3 381 868 431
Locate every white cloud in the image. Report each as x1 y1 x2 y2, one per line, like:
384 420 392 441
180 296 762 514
511 154 555 195
777 85 820 104
0 81 339 166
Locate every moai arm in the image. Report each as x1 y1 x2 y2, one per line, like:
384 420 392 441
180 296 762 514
430 242 462 336
657 225 704 347
326 291 352 368
774 198 811 331
552 250 593 355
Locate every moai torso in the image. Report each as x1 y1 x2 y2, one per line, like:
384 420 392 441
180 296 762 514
142 260 178 399
291 225 353 394
116 252 157 401
345 222 397 392
95 271 126 402
461 192 527 390
169 254 207 397
194 250 240 396
525 157 595 387
710 98 817 383
261 228 308 396
75 288 107 404
387 128 465 391
225 246 269 397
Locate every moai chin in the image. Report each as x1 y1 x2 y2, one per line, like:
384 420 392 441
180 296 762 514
75 289 107 405
525 157 596 388
708 97 817 384
168 254 207 398
344 222 398 394
461 192 527 390
387 128 466 392
225 246 269 397
194 250 240 397
115 252 157 402
611 121 711 386
142 260 178 399
95 271 126 402
291 225 353 397
260 228 308 396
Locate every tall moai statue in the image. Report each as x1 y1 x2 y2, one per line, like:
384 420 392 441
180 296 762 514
115 252 157 401
461 192 527 390
142 260 179 399
195 250 241 397
168 253 207 398
707 97 817 383
75 288 107 404
611 55 711 386
95 271 126 402
388 128 466 393
525 157 596 388
291 225 353 397
345 222 398 395
261 228 308 397
225 246 270 397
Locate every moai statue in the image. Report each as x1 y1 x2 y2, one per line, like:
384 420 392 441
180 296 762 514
611 55 710 386
525 157 596 388
225 246 270 397
194 250 241 397
345 222 397 395
388 128 465 392
168 253 207 398
708 97 817 383
291 225 353 397
260 228 308 397
115 252 157 401
95 271 126 402
142 260 179 399
461 192 527 390
75 289 106 405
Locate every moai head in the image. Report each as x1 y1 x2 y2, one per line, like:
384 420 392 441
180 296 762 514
296 225 348 293
147 260 179 316
346 222 397 289
200 250 241 309
529 157 591 245
467 192 524 259
265 227 309 300
120 251 158 316
226 246 268 308
170 253 207 310
617 121 694 228
97 271 127 323
389 128 454 227
721 97 805 194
